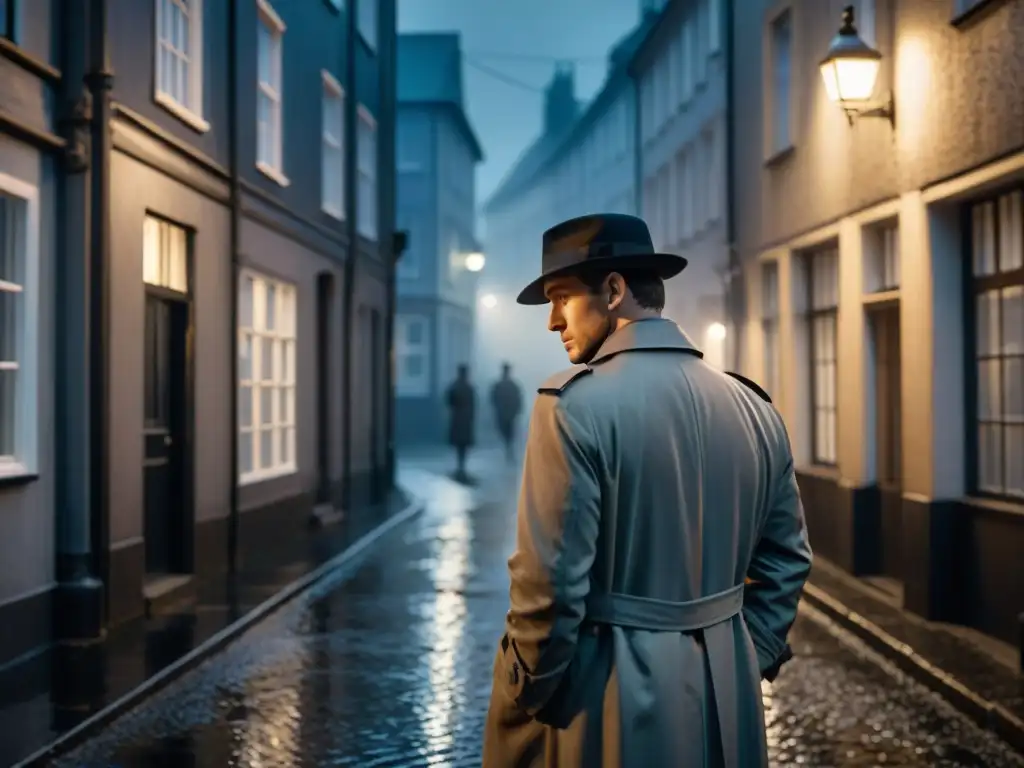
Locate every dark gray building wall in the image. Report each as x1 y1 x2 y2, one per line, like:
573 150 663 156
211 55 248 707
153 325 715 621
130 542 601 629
0 0 60 668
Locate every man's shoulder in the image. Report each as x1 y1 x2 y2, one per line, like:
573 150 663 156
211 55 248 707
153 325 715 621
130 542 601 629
537 366 593 396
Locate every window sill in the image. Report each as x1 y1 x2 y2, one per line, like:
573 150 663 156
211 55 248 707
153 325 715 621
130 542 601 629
239 464 298 487
154 92 211 134
256 162 291 188
961 494 1024 518
358 32 378 55
357 230 379 244
796 464 840 481
322 203 345 220
0 468 39 488
951 0 1011 28
764 144 795 168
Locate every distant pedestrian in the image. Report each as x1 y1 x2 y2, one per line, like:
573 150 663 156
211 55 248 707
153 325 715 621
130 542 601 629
483 213 811 768
445 364 476 481
490 363 523 463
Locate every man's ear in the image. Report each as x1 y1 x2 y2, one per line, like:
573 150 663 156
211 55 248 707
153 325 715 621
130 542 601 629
606 272 627 311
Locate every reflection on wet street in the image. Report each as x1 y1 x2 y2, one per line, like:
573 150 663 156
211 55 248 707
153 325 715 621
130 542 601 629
57 452 1023 767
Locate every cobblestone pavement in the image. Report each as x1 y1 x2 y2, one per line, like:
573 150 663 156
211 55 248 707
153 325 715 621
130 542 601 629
54 452 1024 768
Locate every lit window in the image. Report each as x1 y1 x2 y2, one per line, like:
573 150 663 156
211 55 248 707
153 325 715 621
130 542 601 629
0 176 38 478
142 215 189 293
154 0 207 131
357 105 378 240
969 193 1024 499
256 0 287 183
321 70 345 218
806 246 839 465
238 271 297 483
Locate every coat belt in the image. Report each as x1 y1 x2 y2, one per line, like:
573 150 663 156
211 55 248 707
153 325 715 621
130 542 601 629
584 583 744 632
584 583 745 768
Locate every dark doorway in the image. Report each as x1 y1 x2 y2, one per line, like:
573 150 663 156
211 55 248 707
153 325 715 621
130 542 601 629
143 291 190 575
871 303 903 591
316 273 333 505
370 309 384 503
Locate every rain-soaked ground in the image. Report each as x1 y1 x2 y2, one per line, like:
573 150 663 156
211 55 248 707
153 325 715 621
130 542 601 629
53 450 1024 768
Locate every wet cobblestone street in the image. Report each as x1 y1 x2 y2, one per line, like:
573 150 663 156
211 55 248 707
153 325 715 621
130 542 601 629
55 453 1024 768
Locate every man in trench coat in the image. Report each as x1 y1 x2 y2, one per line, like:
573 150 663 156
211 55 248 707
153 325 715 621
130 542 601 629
482 213 813 768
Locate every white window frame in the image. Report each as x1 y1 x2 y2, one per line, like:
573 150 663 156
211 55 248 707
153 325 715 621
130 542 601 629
153 0 208 132
0 173 39 479
807 246 839 466
357 0 378 52
765 7 794 159
357 104 378 241
321 70 345 219
237 270 298 484
256 0 289 186
396 315 430 398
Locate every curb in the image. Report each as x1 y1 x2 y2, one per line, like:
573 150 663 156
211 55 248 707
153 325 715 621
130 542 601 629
14 491 425 768
801 582 1024 755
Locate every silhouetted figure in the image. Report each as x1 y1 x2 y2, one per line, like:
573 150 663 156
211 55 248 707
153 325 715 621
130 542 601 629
445 364 476 482
490 363 523 463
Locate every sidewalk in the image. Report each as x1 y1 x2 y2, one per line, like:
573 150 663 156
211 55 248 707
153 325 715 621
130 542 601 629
0 487 420 768
803 557 1024 753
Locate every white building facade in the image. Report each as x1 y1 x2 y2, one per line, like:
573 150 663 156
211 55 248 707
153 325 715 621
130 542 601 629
633 0 729 367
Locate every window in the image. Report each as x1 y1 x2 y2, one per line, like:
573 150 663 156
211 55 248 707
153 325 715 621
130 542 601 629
969 193 1024 499
681 18 694 102
238 271 297 483
396 315 430 397
321 71 344 218
707 119 724 222
357 105 378 240
357 0 377 51
0 176 38 478
154 0 207 131
865 221 899 292
0 0 16 40
708 0 722 54
142 215 189 293
768 9 793 155
806 246 839 465
954 0 994 18
256 0 287 184
761 261 780 400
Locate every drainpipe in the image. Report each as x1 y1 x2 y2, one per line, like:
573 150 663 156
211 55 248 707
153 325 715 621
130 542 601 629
341 1 358 513
227 0 241 571
86 0 113 619
723 0 742 371
53 0 104 642
381 0 398 490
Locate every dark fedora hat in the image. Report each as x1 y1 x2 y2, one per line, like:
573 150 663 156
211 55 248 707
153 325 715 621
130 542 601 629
516 213 688 305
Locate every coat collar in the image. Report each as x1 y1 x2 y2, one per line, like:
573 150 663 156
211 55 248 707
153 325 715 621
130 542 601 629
590 318 703 365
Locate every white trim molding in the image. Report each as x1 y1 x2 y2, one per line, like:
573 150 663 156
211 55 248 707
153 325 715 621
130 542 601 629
0 172 39 479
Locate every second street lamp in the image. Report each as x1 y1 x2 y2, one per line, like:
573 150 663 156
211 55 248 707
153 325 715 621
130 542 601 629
820 5 895 126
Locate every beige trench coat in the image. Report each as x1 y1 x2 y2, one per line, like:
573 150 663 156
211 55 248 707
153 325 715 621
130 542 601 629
483 318 812 768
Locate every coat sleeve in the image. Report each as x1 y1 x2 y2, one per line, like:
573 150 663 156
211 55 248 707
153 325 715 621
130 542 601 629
742 418 813 680
494 392 601 720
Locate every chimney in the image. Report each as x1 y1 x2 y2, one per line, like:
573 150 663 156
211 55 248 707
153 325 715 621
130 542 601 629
543 62 579 136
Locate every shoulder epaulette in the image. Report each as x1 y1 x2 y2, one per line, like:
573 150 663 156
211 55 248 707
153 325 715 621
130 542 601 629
538 366 592 395
726 371 773 403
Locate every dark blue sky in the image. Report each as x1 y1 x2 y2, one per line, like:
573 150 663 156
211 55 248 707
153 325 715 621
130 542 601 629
399 0 640 205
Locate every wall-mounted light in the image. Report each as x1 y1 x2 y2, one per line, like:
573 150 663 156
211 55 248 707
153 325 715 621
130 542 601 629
480 293 498 309
707 322 727 342
819 5 895 126
464 252 486 272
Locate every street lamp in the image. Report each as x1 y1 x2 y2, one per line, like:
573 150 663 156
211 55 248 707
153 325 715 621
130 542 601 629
707 322 727 341
819 5 894 126
464 252 486 272
480 293 497 309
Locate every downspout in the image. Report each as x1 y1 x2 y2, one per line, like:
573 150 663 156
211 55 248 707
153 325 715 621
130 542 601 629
227 0 241 571
381 0 398 490
86 0 112 612
341 1 358 512
723 0 742 371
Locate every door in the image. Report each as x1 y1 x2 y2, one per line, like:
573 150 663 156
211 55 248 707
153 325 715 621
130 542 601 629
143 292 189 575
315 273 333 505
872 304 903 585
